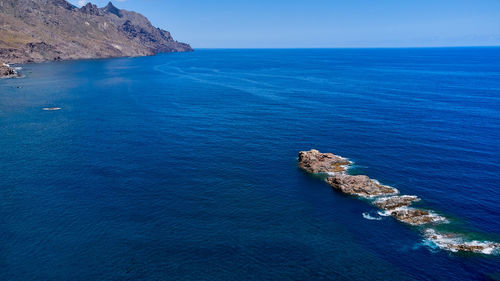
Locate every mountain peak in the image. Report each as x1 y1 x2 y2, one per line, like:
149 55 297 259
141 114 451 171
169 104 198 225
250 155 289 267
102 1 121 17
80 2 100 15
0 0 192 64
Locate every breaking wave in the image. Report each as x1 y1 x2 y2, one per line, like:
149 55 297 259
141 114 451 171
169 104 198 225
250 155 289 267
424 229 499 255
362 212 382 220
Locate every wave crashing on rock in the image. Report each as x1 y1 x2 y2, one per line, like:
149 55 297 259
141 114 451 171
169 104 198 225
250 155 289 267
362 212 383 221
0 63 20 78
390 208 447 225
326 174 398 198
374 195 420 210
424 229 500 255
298 149 498 254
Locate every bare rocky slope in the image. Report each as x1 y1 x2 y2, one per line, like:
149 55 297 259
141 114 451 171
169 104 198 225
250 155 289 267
0 0 192 65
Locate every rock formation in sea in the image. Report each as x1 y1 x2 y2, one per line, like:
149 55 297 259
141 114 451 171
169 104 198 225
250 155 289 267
326 174 397 197
298 149 499 254
390 209 446 225
0 62 18 78
373 195 446 225
373 195 420 210
298 149 351 174
0 0 192 64
424 229 500 254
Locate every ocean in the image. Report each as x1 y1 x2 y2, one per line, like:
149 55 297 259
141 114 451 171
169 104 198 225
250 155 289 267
1 48 499 280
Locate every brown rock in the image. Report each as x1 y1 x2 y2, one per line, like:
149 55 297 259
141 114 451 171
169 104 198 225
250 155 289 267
0 63 18 78
0 0 192 64
391 209 445 225
374 195 420 210
424 229 500 254
298 149 351 174
326 174 398 197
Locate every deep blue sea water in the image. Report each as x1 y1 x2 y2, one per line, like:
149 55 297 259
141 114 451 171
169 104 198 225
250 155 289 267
1 48 499 280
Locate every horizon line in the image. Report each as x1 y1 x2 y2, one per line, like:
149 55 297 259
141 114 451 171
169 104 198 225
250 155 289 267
190 45 500 50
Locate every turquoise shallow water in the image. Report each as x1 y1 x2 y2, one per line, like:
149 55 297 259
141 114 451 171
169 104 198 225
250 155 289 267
0 48 499 280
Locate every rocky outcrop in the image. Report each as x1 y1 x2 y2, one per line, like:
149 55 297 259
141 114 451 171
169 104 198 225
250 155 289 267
0 62 18 78
424 229 500 254
298 149 396 197
326 174 397 197
390 209 446 225
298 149 499 254
374 195 445 225
0 0 192 64
80 3 100 15
374 195 420 210
298 149 350 174
102 2 121 17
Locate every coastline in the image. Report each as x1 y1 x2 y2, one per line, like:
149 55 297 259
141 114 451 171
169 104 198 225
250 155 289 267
0 1 193 66
0 47 194 65
0 49 194 79
0 63 20 79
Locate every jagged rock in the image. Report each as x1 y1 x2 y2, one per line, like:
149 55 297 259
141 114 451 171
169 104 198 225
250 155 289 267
23 42 62 61
298 149 351 174
424 229 500 254
297 149 499 254
374 195 420 210
102 2 121 17
0 0 192 63
80 3 101 15
326 174 398 198
0 63 18 78
51 0 75 10
391 209 445 225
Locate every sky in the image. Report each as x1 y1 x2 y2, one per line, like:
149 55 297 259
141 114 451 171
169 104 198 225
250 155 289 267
72 0 500 48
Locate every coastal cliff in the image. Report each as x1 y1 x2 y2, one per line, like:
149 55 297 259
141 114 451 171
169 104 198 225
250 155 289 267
0 0 192 65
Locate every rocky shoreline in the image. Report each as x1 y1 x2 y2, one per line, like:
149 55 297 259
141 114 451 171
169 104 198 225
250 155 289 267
0 63 19 79
0 1 192 64
298 149 500 254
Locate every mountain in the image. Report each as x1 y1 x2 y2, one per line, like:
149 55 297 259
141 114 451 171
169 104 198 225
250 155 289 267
0 0 192 64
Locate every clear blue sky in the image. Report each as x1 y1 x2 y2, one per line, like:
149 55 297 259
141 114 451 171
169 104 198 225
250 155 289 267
73 0 500 48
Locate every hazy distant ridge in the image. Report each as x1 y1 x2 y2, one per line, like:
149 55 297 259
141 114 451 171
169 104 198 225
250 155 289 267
0 0 192 63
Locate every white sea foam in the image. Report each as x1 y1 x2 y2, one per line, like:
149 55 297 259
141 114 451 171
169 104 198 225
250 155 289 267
427 212 448 224
377 205 411 216
377 210 392 217
362 212 382 220
424 229 499 255
371 179 399 197
326 171 341 176
377 206 448 224
374 195 420 204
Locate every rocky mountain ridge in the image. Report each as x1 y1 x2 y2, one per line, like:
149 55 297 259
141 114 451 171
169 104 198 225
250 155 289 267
0 0 192 66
